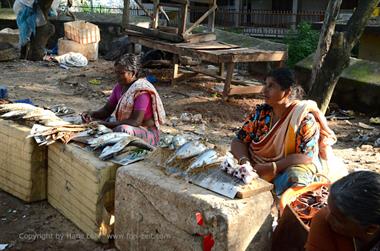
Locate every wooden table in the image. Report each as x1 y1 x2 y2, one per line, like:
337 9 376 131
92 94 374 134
126 30 287 99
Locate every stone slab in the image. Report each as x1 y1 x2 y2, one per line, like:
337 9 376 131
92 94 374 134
114 160 273 251
47 143 120 242
0 119 47 202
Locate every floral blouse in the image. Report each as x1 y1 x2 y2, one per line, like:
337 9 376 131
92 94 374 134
236 104 320 158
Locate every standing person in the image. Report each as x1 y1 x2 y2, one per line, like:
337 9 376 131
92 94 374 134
82 53 166 146
306 171 380 251
13 0 55 60
231 68 339 195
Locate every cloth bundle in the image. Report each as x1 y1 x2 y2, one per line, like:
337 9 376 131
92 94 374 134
220 156 258 184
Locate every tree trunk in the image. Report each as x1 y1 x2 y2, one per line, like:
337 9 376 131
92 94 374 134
307 0 342 93
122 0 130 29
308 0 380 114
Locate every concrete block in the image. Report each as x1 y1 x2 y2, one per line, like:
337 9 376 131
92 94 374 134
0 119 47 202
47 143 120 242
114 161 273 251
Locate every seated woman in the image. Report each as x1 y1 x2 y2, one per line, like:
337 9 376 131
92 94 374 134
231 68 337 195
82 53 166 146
306 171 380 251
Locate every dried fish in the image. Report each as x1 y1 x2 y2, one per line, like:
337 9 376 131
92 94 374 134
1 110 31 118
187 149 219 172
0 103 36 113
167 141 207 164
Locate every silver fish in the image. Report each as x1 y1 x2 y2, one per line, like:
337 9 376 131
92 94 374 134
187 149 219 172
167 141 207 164
99 136 137 160
170 135 188 150
87 132 130 149
159 134 174 148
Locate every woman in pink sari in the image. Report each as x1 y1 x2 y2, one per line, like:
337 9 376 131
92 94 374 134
82 54 166 146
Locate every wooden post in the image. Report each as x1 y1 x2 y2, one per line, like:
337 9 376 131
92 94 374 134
171 54 180 85
122 0 130 29
152 0 160 29
208 0 216 32
218 63 225 77
179 3 189 36
223 62 234 100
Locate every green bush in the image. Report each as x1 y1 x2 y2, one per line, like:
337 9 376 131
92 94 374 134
284 22 319 68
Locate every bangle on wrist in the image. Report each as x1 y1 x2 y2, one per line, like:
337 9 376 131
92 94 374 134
238 156 250 165
272 162 277 175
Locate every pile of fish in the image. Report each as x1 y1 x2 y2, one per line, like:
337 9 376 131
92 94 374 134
0 103 69 126
160 134 222 175
87 132 155 161
46 104 75 116
28 123 89 145
290 185 329 227
220 154 259 184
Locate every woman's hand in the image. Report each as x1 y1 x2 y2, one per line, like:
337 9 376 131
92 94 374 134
81 111 93 123
253 163 275 181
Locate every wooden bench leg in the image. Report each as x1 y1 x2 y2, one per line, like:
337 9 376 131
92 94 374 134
218 63 225 77
171 54 180 85
223 62 234 100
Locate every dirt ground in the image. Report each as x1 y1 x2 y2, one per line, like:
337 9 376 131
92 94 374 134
0 59 379 250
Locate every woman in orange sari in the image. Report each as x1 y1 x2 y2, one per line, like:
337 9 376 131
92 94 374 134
306 171 380 251
231 68 337 195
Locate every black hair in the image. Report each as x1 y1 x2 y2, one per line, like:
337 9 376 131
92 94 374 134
330 171 380 226
267 68 304 99
114 53 141 76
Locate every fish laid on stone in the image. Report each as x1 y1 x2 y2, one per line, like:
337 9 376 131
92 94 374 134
87 132 131 149
170 135 188 150
99 136 138 160
186 149 219 172
167 141 207 164
158 134 174 148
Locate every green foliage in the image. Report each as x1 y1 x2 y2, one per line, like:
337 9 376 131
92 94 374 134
284 22 319 68
79 1 112 14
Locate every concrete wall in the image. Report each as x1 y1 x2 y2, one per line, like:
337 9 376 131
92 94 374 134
359 33 380 63
295 54 380 115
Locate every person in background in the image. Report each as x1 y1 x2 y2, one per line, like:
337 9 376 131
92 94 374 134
306 171 380 251
231 68 338 195
82 53 166 146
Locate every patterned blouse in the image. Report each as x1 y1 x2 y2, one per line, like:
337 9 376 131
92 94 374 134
236 104 320 158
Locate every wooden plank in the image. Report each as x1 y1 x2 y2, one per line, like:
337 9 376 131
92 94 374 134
128 25 183 42
171 54 180 85
236 178 273 199
199 48 287 63
176 41 239 50
228 85 263 96
184 5 217 35
182 65 261 86
182 32 216 43
128 33 179 54
158 26 178 34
